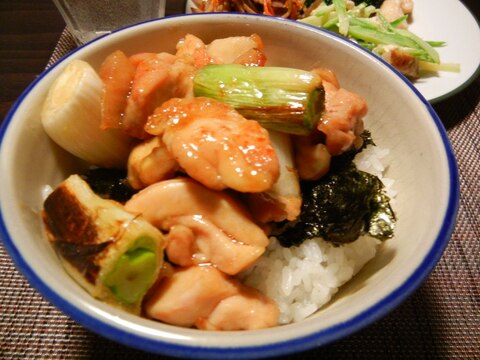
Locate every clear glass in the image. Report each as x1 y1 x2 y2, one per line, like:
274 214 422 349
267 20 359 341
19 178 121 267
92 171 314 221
52 0 167 45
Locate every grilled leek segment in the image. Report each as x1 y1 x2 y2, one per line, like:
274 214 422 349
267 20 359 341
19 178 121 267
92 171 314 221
41 60 133 168
193 64 325 135
42 175 165 314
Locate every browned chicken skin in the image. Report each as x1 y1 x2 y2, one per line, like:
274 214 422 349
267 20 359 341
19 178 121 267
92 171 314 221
145 97 280 193
125 178 269 274
144 265 279 330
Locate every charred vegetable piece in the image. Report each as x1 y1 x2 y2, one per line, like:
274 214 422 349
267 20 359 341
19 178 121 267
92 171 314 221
193 64 325 135
277 147 395 246
42 175 165 314
81 167 135 202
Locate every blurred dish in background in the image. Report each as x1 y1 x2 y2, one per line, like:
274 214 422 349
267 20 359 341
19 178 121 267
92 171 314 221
187 0 480 103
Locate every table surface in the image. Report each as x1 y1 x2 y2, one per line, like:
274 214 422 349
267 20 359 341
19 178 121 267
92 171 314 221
1 1 479 359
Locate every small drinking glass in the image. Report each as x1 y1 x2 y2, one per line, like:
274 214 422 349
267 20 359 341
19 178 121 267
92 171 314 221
52 0 167 45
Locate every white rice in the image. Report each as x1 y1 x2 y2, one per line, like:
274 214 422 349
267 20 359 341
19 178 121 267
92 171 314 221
240 145 395 325
355 145 397 202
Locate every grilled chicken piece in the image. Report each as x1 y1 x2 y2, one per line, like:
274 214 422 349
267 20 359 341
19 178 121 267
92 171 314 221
145 265 279 330
144 265 238 327
317 80 367 156
196 288 279 330
145 97 280 193
125 178 269 274
163 215 265 275
127 136 178 190
206 34 266 66
380 0 414 29
176 33 266 69
380 46 420 78
42 174 165 314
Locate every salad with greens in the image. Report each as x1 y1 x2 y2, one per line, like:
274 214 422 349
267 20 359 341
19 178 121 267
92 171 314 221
190 0 460 78
300 0 459 77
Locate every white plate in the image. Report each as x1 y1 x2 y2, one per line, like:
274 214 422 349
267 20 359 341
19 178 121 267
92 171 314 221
408 0 480 102
185 0 480 103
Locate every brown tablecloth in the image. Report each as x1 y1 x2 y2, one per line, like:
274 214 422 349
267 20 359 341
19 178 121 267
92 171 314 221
1 24 479 360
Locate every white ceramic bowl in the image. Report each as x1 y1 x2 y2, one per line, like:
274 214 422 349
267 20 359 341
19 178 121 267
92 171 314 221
0 13 459 359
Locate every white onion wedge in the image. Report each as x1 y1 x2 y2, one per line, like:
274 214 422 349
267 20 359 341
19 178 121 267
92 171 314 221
268 130 301 210
247 131 302 223
41 60 133 168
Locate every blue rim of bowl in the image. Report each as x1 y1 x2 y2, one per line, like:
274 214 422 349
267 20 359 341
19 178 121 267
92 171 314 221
0 13 460 359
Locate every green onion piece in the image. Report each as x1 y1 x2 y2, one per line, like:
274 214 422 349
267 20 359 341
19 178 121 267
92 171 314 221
314 3 336 16
323 14 340 29
389 15 408 28
302 0 449 71
300 15 324 26
299 3 335 26
394 28 440 63
103 236 157 304
348 25 419 48
376 12 396 32
428 41 447 47
419 61 461 73
333 0 349 35
193 64 325 135
348 16 379 30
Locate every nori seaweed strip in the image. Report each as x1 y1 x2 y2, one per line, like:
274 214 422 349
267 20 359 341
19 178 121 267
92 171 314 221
276 131 395 247
81 167 135 203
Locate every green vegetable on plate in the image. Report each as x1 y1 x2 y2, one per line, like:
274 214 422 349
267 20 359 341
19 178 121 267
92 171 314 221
300 0 460 76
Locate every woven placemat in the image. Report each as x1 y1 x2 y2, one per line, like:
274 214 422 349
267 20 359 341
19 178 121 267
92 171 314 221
1 29 479 359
